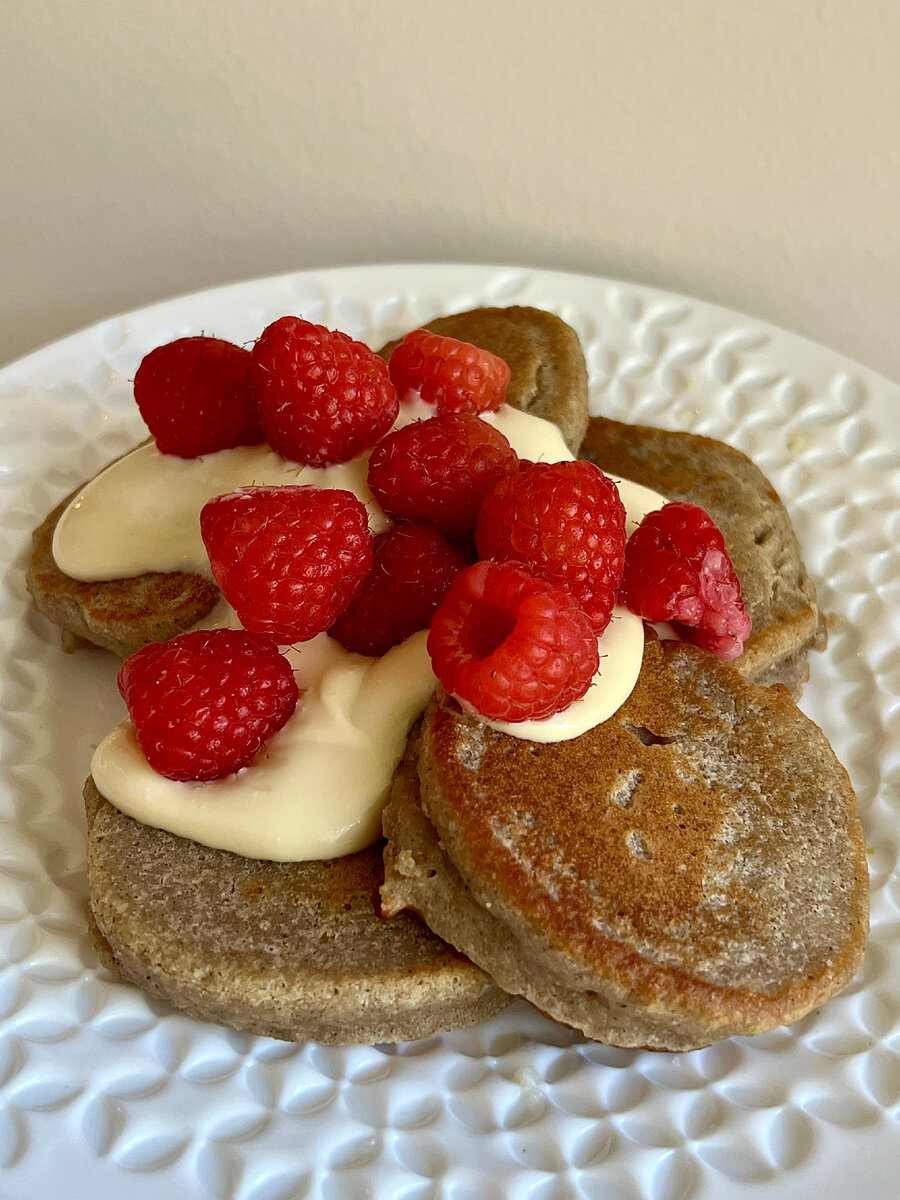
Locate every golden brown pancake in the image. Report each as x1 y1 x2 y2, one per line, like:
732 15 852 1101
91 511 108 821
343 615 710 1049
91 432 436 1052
381 641 869 1051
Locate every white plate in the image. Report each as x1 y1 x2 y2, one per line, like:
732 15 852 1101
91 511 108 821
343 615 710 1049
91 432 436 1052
1 264 899 1200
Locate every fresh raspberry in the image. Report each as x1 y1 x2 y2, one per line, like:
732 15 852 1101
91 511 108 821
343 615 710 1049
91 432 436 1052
476 460 627 634
118 629 299 781
330 525 468 657
133 336 261 458
252 316 398 466
427 560 599 723
367 413 519 537
200 486 373 643
388 329 510 415
619 502 752 662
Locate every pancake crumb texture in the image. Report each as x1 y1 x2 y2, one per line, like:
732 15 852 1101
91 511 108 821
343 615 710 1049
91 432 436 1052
382 641 868 1051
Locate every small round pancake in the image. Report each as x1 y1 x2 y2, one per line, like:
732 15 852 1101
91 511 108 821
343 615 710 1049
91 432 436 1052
28 492 219 658
86 779 508 1044
379 305 589 454
382 641 868 1051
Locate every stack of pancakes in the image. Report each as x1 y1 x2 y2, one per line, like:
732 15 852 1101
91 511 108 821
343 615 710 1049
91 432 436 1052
27 306 867 1049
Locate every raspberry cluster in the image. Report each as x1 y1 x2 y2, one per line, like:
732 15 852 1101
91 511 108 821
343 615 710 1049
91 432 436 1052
330 525 468 657
252 316 398 466
368 413 519 538
124 320 751 780
427 561 600 723
200 485 373 644
133 336 261 458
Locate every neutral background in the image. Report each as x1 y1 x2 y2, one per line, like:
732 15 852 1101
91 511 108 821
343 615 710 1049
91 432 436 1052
3 0 898 381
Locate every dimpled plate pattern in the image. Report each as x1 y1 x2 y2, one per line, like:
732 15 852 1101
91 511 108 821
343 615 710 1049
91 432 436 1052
0 265 898 1200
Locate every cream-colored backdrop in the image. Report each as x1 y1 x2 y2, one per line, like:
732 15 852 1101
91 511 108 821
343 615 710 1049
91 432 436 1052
3 0 898 380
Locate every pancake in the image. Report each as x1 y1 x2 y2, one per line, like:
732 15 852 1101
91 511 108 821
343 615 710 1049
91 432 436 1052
86 778 508 1043
379 305 589 454
27 488 219 658
381 640 868 1051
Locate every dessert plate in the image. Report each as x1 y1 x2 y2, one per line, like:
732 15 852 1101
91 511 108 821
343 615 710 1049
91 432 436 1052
1 264 898 1200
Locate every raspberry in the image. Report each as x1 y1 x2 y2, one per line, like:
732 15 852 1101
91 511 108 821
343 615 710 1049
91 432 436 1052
133 336 261 458
619 502 752 662
388 329 510 415
330 524 468 657
427 560 599 723
476 460 627 634
252 316 398 466
367 413 519 537
118 629 299 781
200 486 373 643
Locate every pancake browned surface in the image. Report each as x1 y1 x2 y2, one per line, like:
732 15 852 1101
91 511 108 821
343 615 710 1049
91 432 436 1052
581 417 821 695
382 641 868 1051
85 779 508 1044
379 305 589 454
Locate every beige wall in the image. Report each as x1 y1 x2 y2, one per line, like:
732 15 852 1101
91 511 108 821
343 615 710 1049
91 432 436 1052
3 0 898 380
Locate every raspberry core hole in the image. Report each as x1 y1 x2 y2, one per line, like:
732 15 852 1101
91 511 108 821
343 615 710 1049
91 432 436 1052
463 605 517 661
